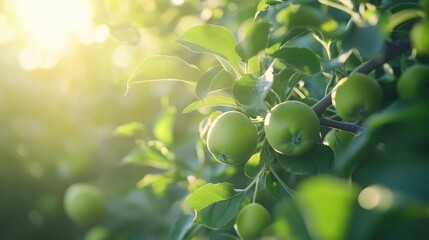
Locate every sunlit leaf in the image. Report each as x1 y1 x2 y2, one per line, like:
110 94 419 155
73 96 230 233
121 140 174 169
236 21 271 61
244 152 263 178
154 105 176 146
196 65 235 101
137 174 173 196
256 0 284 14
182 96 238 113
175 25 241 67
126 56 201 93
195 193 246 229
185 182 236 212
113 121 145 137
297 176 359 240
271 47 320 74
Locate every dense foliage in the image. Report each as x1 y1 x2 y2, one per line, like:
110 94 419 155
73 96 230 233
1 0 429 239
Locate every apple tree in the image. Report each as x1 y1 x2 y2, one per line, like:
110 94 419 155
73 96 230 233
119 0 429 239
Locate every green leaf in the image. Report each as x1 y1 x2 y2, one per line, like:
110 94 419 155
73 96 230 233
113 121 145 138
121 140 174 169
185 182 236 212
195 65 235 101
137 174 173 196
154 105 176 146
333 130 376 178
271 67 296 101
334 100 429 177
276 4 344 38
126 56 201 93
256 0 283 14
270 199 311 239
232 64 275 112
175 25 241 67
244 152 264 178
271 47 320 74
265 172 281 199
208 232 240 240
303 73 330 100
236 21 271 61
342 23 383 60
275 144 334 175
195 193 245 229
277 5 324 30
322 50 354 72
182 96 238 113
169 214 195 240
297 176 359 240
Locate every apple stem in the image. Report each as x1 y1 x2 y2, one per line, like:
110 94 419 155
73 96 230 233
319 117 363 134
312 40 412 117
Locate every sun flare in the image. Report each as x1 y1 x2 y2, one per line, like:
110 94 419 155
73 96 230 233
8 0 108 70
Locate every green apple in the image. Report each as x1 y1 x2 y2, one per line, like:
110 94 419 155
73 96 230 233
207 111 258 165
264 101 320 156
332 74 383 122
397 64 429 99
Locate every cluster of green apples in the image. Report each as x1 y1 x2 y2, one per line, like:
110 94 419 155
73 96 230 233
205 64 429 166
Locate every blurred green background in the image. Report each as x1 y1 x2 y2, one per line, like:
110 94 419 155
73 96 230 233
0 0 258 239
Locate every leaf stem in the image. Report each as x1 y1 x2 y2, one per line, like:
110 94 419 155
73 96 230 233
252 176 260 203
238 167 265 193
268 164 296 198
312 40 411 117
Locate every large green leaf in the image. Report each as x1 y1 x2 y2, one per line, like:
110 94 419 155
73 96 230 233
334 100 429 177
185 182 236 212
126 56 201 93
235 21 271 61
169 214 195 240
275 144 334 175
271 47 321 74
342 23 384 60
175 25 241 67
182 96 238 113
195 65 235 101
296 176 359 240
195 193 246 229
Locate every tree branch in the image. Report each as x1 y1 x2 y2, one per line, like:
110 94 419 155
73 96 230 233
312 40 412 117
319 117 363 134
